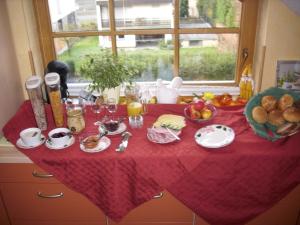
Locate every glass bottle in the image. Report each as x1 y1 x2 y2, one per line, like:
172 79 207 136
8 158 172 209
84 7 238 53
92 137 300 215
25 76 47 130
45 72 64 127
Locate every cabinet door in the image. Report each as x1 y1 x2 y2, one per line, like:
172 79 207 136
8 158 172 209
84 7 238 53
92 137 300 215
0 163 58 183
109 191 194 225
12 221 103 225
0 191 10 225
0 183 106 224
195 185 300 225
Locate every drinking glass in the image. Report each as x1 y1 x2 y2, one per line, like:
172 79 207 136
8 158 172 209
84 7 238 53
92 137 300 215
91 96 104 125
106 98 117 115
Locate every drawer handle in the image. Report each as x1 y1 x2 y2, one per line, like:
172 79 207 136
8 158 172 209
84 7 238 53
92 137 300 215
32 170 54 178
153 192 163 199
37 192 64 199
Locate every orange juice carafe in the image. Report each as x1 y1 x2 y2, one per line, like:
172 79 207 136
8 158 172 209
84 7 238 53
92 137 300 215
239 64 254 100
125 84 143 116
127 101 143 116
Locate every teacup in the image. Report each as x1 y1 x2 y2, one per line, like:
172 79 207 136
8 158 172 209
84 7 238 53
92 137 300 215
20 128 42 146
48 128 71 147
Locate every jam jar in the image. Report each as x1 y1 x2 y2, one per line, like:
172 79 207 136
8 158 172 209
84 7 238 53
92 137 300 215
66 104 85 134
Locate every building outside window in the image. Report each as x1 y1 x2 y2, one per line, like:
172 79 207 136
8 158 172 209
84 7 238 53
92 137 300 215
34 0 258 94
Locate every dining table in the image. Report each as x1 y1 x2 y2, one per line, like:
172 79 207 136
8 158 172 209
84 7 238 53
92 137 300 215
2 100 300 225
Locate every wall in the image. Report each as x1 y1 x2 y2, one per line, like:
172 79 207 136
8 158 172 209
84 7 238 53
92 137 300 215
253 0 300 92
5 0 44 98
0 1 24 135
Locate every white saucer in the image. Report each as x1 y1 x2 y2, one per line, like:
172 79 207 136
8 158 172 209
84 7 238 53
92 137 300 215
107 122 127 135
194 124 235 149
45 136 75 150
80 136 111 153
16 135 46 149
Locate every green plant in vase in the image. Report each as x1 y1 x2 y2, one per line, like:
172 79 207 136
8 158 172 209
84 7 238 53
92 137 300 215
80 50 139 102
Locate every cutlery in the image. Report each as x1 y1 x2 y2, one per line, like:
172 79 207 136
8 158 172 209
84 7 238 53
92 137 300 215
164 127 181 141
116 131 132 152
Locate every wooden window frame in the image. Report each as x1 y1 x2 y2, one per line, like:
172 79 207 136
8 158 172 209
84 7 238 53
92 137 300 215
33 0 258 86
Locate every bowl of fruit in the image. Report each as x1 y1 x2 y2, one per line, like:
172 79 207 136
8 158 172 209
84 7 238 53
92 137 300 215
184 100 217 123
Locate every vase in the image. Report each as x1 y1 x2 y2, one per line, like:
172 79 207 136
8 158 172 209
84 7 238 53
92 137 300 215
103 85 121 103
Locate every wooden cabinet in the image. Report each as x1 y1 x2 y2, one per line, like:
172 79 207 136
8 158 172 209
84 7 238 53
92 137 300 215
0 190 10 225
0 163 106 225
108 192 194 225
1 159 298 225
0 163 194 225
194 185 300 225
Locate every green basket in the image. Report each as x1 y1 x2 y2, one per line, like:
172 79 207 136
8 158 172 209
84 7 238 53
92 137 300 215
244 87 300 141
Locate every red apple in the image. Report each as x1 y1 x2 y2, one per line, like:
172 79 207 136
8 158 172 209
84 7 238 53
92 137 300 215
193 101 205 111
190 105 201 119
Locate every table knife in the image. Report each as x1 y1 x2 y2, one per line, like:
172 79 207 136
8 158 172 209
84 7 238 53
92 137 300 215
116 132 132 152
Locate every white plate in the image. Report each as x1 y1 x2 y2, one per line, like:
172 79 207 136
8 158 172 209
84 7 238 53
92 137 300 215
195 124 235 149
45 136 75 150
80 136 111 153
16 135 46 149
107 122 127 136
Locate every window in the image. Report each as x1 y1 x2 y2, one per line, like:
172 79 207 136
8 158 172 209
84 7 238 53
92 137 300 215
33 0 258 89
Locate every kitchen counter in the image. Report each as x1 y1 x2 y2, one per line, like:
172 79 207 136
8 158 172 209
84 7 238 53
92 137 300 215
0 142 32 163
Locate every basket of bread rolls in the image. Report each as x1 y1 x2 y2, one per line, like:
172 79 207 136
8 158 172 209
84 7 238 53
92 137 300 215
245 87 300 141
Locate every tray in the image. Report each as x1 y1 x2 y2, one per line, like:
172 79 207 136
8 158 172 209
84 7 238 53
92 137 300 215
244 87 300 141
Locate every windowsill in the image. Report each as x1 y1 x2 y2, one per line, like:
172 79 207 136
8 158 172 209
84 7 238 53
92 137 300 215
68 82 240 97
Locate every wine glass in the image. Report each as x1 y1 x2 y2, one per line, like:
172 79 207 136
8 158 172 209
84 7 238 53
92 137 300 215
106 98 117 115
91 96 104 125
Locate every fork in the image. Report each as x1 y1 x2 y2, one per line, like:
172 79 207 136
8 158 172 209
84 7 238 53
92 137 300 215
163 126 181 141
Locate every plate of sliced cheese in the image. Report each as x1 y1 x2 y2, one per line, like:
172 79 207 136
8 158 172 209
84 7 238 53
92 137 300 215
147 114 186 144
153 114 186 130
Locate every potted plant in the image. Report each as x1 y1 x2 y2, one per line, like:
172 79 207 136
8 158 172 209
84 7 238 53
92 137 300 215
80 50 139 102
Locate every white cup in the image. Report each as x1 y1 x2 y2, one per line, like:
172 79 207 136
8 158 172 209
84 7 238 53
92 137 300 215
48 128 71 147
20 128 42 146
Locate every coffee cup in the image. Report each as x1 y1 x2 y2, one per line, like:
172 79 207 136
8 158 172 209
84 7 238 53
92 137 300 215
20 128 42 146
48 128 71 147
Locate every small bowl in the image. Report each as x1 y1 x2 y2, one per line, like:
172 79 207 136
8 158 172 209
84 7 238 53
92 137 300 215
101 116 122 132
81 135 100 149
184 104 217 123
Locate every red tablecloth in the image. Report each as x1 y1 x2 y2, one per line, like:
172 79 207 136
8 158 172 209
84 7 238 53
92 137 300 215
3 101 300 225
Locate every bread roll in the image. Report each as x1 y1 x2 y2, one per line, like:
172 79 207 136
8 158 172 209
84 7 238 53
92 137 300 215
283 107 300 123
268 109 285 126
252 106 268 124
261 95 277 112
278 94 294 111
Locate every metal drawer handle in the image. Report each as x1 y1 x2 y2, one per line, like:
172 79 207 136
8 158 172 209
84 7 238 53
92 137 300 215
37 192 64 199
32 170 54 178
153 192 163 199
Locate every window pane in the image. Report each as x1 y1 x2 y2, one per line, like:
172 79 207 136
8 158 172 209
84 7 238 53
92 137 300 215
114 0 173 30
179 33 238 81
48 0 109 32
54 36 109 83
117 34 174 81
180 0 241 28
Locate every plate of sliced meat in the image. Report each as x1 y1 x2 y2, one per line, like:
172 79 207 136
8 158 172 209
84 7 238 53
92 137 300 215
147 127 181 144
